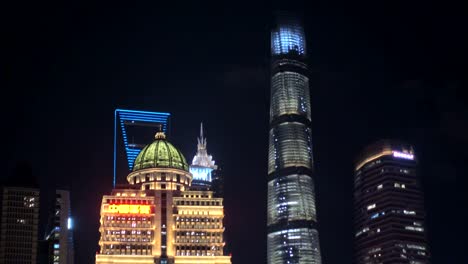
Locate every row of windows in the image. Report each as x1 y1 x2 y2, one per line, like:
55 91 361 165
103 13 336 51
175 224 223 230
2 202 39 208
2 194 38 201
356 221 425 238
176 250 223 256
181 194 211 198
105 199 152 205
175 217 221 222
103 222 152 228
105 216 151 221
105 230 152 235
175 231 222 236
175 200 221 206
175 238 223 244
103 237 152 242
1 224 36 231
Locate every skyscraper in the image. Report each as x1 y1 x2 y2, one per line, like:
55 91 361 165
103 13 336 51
114 109 171 187
189 123 217 191
0 186 40 263
44 189 74 264
267 14 322 264
95 130 231 264
0 163 40 264
353 140 430 263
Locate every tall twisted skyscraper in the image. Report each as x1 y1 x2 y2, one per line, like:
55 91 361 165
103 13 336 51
267 14 322 264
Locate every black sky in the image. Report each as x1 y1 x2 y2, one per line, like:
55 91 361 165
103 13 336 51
3 0 467 263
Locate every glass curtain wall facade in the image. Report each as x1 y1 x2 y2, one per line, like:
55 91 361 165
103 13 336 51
353 140 430 263
267 14 322 264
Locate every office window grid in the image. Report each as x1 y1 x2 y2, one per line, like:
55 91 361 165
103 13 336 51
267 228 321 264
270 72 311 121
268 174 317 225
269 122 313 174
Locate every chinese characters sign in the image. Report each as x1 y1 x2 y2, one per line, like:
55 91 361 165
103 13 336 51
106 204 151 214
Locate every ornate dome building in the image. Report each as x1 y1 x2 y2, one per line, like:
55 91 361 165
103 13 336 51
95 131 231 264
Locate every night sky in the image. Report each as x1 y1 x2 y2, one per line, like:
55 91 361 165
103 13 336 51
3 0 466 263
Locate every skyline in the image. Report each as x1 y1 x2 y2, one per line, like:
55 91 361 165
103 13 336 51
4 0 466 263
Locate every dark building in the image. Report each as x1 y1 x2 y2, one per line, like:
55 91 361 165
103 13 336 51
353 140 430 264
267 14 322 264
211 166 224 198
0 163 40 264
43 189 74 264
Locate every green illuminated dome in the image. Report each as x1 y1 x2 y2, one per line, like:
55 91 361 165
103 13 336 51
133 131 189 172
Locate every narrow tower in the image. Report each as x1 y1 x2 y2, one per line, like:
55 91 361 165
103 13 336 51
267 14 322 263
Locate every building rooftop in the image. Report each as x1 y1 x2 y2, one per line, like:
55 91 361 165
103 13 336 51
133 131 189 172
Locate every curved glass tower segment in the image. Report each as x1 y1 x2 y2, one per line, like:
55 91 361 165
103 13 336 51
267 14 322 264
271 19 307 56
270 71 311 121
268 122 313 174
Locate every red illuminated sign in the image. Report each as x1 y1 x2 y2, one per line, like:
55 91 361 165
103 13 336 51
106 204 151 214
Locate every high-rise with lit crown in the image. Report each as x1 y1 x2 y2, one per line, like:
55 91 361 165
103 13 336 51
189 123 217 191
267 13 322 264
353 140 430 263
95 129 231 264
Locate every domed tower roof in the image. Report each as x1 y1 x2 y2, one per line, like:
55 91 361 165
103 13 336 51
133 131 189 172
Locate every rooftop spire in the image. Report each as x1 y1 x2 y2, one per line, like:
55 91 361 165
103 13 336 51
200 122 204 141
197 122 206 150
154 124 166 139
192 122 216 169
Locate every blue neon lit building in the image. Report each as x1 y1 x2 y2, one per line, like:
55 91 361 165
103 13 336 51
267 14 323 264
114 109 171 187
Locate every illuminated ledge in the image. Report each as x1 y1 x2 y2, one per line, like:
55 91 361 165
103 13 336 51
355 150 393 171
175 256 231 264
95 255 231 264
95 254 155 264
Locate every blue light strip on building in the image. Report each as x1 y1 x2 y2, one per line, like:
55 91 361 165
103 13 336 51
113 109 171 187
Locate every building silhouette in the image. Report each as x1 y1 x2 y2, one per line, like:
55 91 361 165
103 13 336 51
267 13 322 264
43 189 74 264
353 140 430 263
0 162 40 264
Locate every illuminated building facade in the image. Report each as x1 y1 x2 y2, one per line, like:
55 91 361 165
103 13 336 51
0 186 40 264
44 189 74 264
354 140 430 263
189 123 217 191
96 130 231 264
114 109 171 187
267 14 322 264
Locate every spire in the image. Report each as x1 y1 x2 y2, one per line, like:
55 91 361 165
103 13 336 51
154 124 166 140
197 122 206 150
192 122 216 169
200 122 204 140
